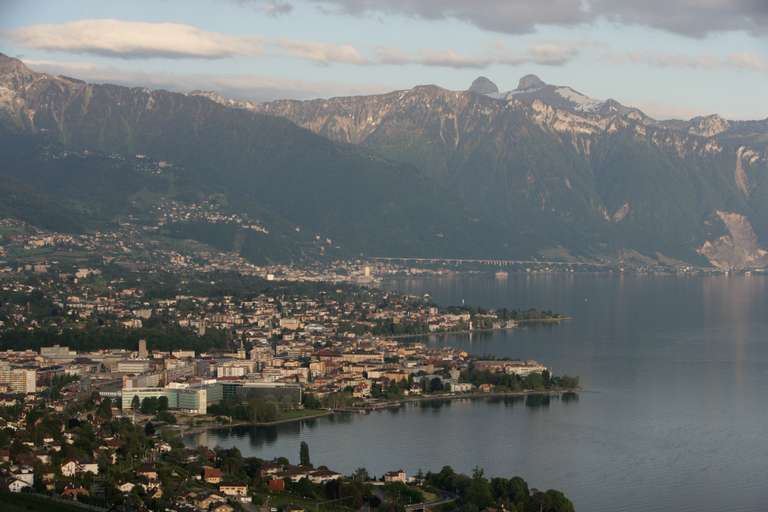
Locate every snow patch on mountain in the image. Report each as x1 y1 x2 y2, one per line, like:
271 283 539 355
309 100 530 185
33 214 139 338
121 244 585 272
554 87 603 113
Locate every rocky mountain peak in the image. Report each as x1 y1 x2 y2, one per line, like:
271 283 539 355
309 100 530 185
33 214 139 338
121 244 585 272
517 74 546 91
0 53 40 93
0 53 33 78
468 76 499 95
688 114 730 137
189 90 228 104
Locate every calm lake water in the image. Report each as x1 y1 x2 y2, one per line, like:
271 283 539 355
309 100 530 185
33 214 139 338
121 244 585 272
185 273 768 512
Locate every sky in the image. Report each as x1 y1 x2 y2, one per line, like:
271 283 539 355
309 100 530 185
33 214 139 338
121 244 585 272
0 0 766 120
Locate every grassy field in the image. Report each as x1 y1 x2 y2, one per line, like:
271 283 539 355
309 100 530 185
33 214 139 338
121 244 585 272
257 492 357 511
0 493 94 512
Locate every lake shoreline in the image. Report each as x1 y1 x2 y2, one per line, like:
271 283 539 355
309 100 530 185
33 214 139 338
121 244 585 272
182 388 579 437
385 317 572 340
179 410 334 435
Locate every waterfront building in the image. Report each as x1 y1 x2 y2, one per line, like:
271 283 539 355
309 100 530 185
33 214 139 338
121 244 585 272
120 386 207 414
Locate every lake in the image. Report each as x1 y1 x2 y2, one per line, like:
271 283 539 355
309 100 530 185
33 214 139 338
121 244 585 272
185 273 768 512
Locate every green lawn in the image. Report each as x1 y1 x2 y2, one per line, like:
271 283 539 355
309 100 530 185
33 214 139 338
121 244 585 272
257 492 356 511
0 493 93 512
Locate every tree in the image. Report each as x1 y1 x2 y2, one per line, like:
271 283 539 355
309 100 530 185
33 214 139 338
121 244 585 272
140 397 159 415
531 489 574 512
464 467 493 510
144 421 156 437
155 410 176 424
299 441 311 467
429 377 444 393
97 398 112 420
131 395 140 411
302 393 321 409
249 399 278 423
158 396 169 412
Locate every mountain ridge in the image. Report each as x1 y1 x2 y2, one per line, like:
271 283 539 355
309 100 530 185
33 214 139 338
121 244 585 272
2 53 768 269
251 73 768 268
0 53 506 263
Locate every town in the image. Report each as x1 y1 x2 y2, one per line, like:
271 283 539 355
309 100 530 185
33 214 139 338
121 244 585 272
0 247 576 511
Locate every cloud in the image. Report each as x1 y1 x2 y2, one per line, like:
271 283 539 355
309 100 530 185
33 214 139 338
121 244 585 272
263 1 294 17
375 42 581 69
594 0 768 38
515 42 581 66
376 48 491 68
606 51 768 73
276 39 368 65
21 58 391 101
727 52 768 73
309 0 588 34
235 0 294 17
304 0 768 37
7 19 263 59
5 18 367 66
5 17 581 69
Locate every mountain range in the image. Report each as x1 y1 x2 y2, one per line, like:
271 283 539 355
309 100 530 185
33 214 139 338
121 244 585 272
1 52 767 269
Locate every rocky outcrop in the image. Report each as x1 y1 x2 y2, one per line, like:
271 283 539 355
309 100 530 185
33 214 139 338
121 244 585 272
468 76 499 95
699 211 768 269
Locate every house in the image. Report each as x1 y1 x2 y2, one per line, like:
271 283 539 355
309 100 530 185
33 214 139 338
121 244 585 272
80 461 99 475
10 466 34 486
156 441 172 453
194 492 227 510
308 469 342 484
203 466 224 484
60 458 98 477
117 482 136 493
61 485 90 499
219 482 249 497
383 469 407 483
259 462 283 478
449 382 473 393
211 504 234 512
60 459 78 477
280 467 312 483
8 477 32 493
267 478 285 492
137 464 159 481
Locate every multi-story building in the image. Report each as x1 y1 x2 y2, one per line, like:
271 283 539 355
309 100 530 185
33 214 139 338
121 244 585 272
40 345 77 362
138 339 148 359
0 362 37 394
117 360 152 374
120 385 207 414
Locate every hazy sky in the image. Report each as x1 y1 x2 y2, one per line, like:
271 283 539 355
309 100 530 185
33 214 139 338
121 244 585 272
1 0 766 119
